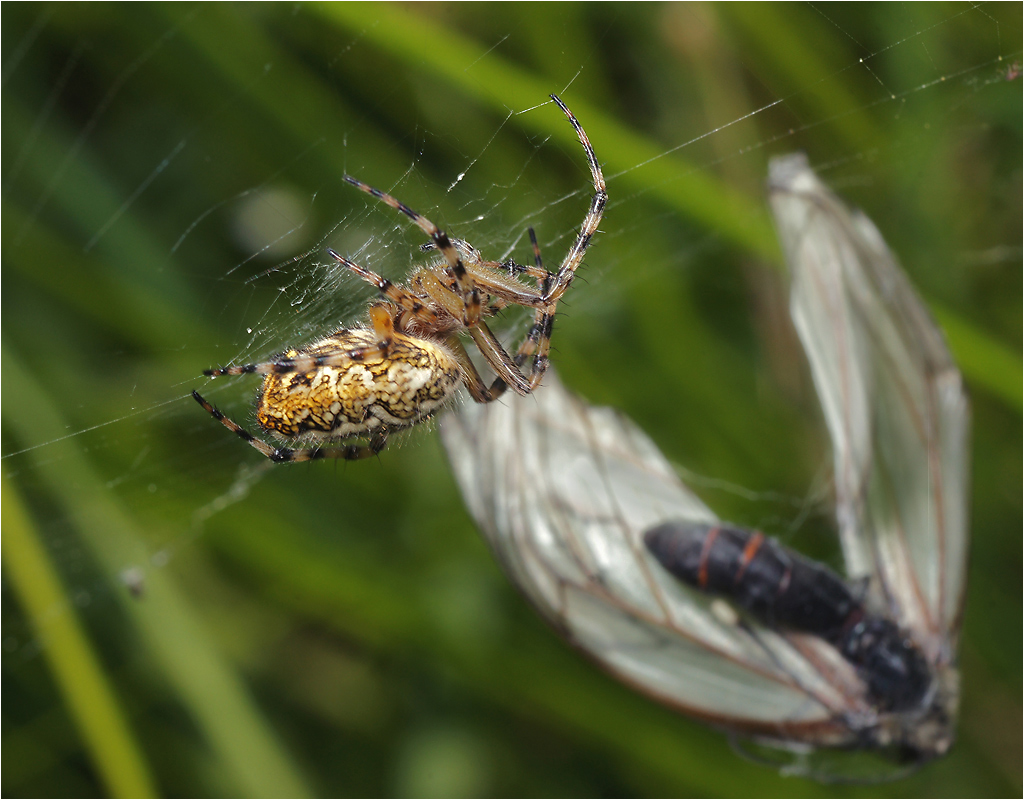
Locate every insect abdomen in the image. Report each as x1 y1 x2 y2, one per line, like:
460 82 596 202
643 522 856 636
644 521 931 712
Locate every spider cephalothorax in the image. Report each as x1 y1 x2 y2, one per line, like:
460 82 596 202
193 94 605 462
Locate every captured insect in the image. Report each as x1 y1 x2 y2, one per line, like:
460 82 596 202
193 95 606 462
440 154 970 780
643 522 932 715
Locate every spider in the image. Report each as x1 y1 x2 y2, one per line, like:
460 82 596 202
193 94 606 462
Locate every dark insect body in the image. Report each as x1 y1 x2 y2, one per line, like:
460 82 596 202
644 522 932 714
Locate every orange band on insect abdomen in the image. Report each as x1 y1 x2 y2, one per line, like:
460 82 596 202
735 531 765 583
697 526 721 589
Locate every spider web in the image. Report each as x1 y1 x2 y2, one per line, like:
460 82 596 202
2 4 1020 797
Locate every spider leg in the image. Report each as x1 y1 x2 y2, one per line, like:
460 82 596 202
445 337 511 404
505 260 552 283
192 391 389 462
485 297 510 315
420 236 481 265
435 98 602 315
457 98 603 394
426 234 548 284
509 227 557 390
423 238 550 298
343 175 484 326
205 303 401 379
271 427 389 462
529 225 545 272
461 261 548 307
423 239 548 295
422 241 543 299
467 321 531 396
328 248 442 327
543 95 607 305
412 269 476 322
501 232 552 283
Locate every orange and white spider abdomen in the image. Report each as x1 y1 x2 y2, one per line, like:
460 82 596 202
256 329 462 438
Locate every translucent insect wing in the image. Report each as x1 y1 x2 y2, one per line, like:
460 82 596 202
768 154 970 659
440 154 970 764
442 374 864 740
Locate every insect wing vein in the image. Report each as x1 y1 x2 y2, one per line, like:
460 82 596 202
441 373 857 733
769 154 970 656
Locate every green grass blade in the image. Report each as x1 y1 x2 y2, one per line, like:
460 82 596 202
2 475 156 798
2 349 311 798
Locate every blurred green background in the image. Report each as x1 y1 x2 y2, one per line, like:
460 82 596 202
2 3 1020 797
